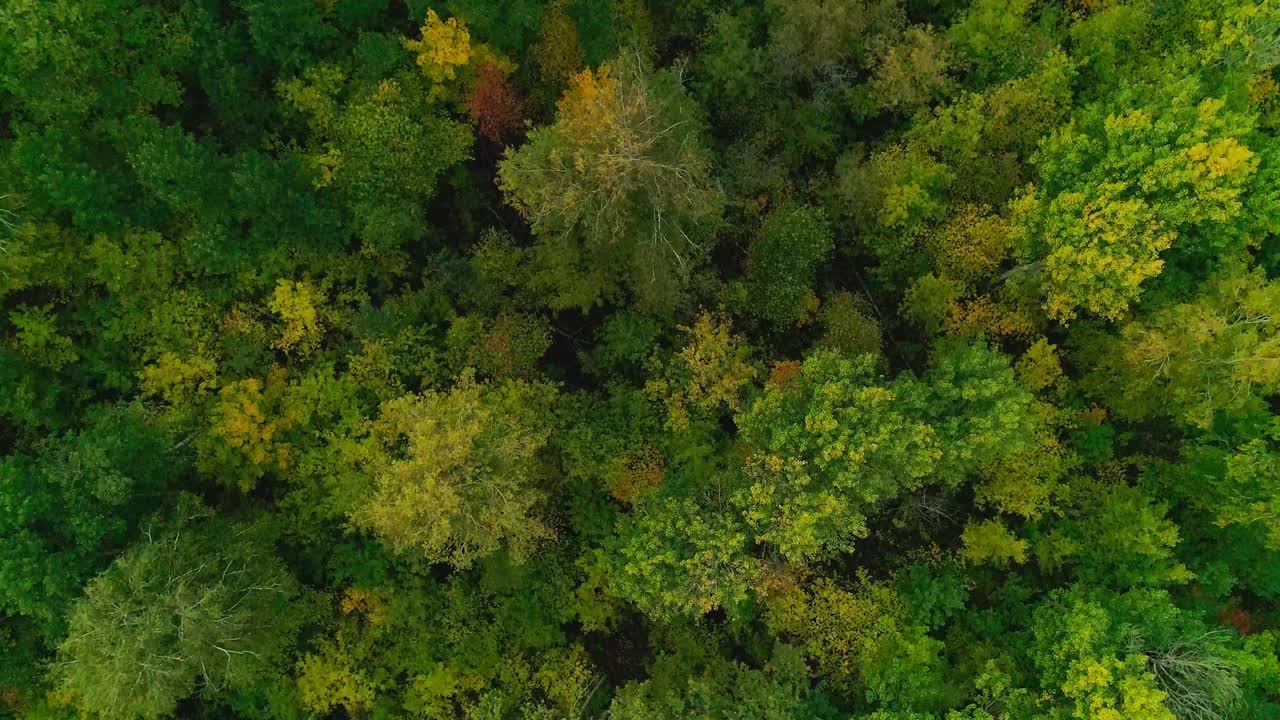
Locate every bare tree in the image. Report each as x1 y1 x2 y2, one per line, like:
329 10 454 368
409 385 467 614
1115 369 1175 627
1129 631 1243 720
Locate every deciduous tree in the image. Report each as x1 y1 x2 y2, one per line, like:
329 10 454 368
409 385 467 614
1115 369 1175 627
352 372 556 568
499 54 723 312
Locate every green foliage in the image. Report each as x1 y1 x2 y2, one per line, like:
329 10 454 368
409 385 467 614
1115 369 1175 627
1080 261 1280 428
0 404 175 636
54 500 305 720
608 646 817 719
838 143 955 268
4 2 1280 718
745 204 834 328
897 341 1038 485
1016 76 1272 321
735 351 941 561
1040 482 1194 588
962 519 1028 567
817 292 884 359
694 10 766 118
605 491 757 619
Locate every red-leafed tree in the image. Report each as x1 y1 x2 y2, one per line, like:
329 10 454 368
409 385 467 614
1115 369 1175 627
468 61 524 144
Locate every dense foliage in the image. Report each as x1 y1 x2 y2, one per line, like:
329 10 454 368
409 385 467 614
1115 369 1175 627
2 1 1279 718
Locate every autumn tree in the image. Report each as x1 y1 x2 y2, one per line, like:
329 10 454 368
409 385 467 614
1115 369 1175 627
836 143 954 270
445 311 552 380
861 26 951 116
1013 77 1270 322
352 372 557 568
644 311 760 430
499 53 723 313
531 0 587 88
766 574 947 710
468 60 526 143
196 372 297 492
404 9 473 100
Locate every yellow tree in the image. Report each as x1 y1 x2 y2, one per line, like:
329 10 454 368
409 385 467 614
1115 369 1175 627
404 9 473 100
352 372 556 568
644 311 760 430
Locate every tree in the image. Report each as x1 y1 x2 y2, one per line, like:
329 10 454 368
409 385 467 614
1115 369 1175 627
278 64 472 213
1029 588 1213 720
862 26 951 116
907 50 1076 206
605 491 757 620
499 53 723 312
607 645 817 719
269 278 325 356
1013 76 1272 321
836 143 954 270
403 9 473 100
196 373 297 493
764 0 903 82
946 0 1050 86
745 204 834 329
445 311 552 380
895 341 1037 486
1078 262 1280 428
54 500 304 720
734 351 941 562
693 10 766 119
351 372 556 568
961 519 1028 567
531 0 586 88
766 574 946 709
1039 482 1193 588
816 292 883 359
1176 415 1280 551
1013 186 1174 323
644 312 760 430
468 60 526 143
0 404 175 636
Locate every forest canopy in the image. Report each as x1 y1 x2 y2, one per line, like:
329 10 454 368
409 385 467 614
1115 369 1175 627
2 1 1280 719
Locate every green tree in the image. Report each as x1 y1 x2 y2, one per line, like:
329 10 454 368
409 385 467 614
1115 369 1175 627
606 491 757 620
961 519 1028 567
607 645 817 719
54 500 304 720
745 204 834 329
734 351 941 562
836 143 954 270
1013 77 1271 321
1079 262 1280 428
0 404 175 636
1040 481 1193 588
895 341 1037 486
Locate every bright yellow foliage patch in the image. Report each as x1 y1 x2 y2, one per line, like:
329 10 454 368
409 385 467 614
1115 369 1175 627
404 10 472 97
270 278 323 355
